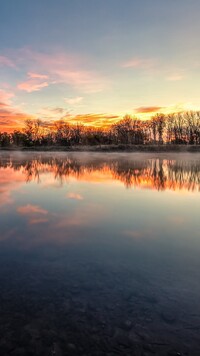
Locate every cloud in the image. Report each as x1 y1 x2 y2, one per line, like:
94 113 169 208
134 106 164 114
122 56 186 82
28 72 49 79
0 89 34 131
11 48 108 93
0 102 8 108
0 167 26 210
0 89 15 104
30 218 49 225
18 79 49 93
63 113 119 127
0 55 16 68
166 74 184 81
123 230 143 239
65 96 83 105
122 57 156 69
38 106 65 118
67 193 83 200
17 204 48 215
54 69 106 93
0 109 32 131
17 71 49 93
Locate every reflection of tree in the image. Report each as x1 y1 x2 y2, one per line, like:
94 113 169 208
0 154 199 192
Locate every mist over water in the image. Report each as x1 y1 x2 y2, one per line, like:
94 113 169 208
0 152 200 355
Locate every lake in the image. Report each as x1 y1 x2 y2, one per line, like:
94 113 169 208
0 152 200 355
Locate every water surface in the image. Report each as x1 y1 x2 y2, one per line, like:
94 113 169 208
0 152 200 355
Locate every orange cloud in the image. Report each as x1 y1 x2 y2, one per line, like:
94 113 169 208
134 106 164 114
0 92 33 131
64 113 119 127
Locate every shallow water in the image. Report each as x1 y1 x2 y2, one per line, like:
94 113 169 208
0 152 200 355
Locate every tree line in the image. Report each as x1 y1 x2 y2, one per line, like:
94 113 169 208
0 111 200 147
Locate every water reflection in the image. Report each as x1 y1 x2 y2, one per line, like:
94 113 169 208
0 152 200 191
0 152 200 355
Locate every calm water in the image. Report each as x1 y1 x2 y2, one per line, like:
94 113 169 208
0 152 200 355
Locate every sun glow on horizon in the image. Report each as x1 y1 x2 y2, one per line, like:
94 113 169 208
0 1 200 132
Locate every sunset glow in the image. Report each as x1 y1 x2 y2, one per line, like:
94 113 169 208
0 1 200 131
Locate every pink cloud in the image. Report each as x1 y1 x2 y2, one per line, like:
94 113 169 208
0 55 16 68
28 72 49 79
17 71 49 93
0 89 15 104
54 69 106 93
18 79 49 93
12 49 108 93
122 57 156 69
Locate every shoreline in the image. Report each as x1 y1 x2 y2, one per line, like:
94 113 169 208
0 144 200 152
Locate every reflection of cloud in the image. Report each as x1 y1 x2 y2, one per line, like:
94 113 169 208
0 167 25 209
56 204 104 229
168 216 185 225
17 204 48 215
123 228 156 239
67 192 83 200
123 230 143 239
17 204 49 225
0 228 17 242
0 188 13 208
30 218 49 225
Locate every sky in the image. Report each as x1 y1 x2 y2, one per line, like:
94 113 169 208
0 0 200 131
